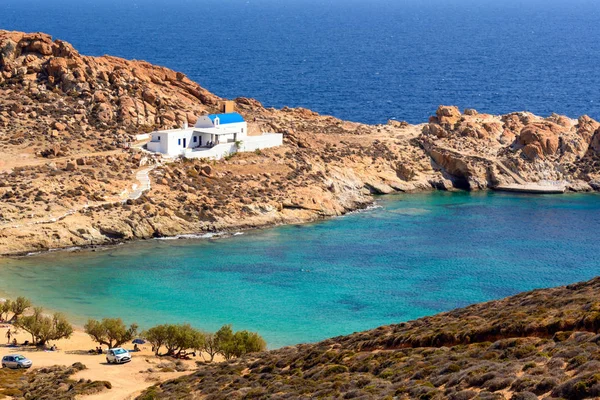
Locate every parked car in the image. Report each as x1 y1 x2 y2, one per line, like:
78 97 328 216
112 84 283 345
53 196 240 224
106 348 131 364
2 354 32 369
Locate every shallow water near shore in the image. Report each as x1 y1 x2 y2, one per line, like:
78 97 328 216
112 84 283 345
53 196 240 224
1 192 599 348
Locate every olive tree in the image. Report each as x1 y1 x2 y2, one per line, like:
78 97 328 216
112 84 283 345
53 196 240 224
14 307 73 346
144 323 205 356
163 324 205 356
215 324 236 360
9 297 31 322
214 325 266 360
0 300 12 321
84 318 138 349
201 332 220 362
232 330 267 357
144 324 169 355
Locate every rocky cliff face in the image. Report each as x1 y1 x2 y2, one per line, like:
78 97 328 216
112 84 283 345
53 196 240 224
0 30 599 255
0 31 219 128
421 106 600 190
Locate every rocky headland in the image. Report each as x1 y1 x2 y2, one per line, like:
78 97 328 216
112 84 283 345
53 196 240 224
1 30 600 255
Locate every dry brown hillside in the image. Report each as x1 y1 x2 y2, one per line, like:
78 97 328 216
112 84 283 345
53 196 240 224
1 31 599 256
138 277 600 400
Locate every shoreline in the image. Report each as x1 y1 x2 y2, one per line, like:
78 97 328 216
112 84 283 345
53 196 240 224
0 194 383 259
2 188 597 259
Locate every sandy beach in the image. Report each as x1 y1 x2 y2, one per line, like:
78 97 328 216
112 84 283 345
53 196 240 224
0 324 216 399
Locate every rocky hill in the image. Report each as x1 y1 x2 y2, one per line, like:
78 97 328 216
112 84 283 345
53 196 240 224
137 277 600 400
1 30 599 255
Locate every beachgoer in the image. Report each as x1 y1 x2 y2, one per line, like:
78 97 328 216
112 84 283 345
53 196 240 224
134 344 139 352
12 338 17 346
50 344 57 351
6 329 11 343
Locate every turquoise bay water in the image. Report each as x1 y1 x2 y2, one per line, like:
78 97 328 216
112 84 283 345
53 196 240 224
0 192 599 348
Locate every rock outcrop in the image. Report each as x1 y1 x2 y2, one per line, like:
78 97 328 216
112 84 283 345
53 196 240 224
419 105 600 187
0 30 219 132
0 31 599 255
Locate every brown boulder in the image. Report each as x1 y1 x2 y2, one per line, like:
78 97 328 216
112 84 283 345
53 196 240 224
483 122 503 137
422 123 447 138
95 103 113 123
93 91 109 103
46 57 69 79
186 112 198 125
118 96 137 125
53 121 67 131
589 128 600 154
161 110 176 122
456 121 488 139
142 89 157 104
235 97 263 108
576 115 600 143
27 39 53 56
52 39 79 58
502 113 527 133
545 113 572 128
522 144 544 160
436 105 461 127
499 130 516 145
518 123 561 159
387 120 409 128
201 165 213 176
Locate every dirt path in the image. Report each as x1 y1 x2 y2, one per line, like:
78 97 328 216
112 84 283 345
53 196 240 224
0 164 156 229
0 149 124 173
129 166 153 200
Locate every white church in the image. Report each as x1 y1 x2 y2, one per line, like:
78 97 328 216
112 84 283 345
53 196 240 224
146 103 282 160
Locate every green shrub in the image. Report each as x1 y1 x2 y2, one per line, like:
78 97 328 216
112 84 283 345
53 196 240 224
323 365 349 377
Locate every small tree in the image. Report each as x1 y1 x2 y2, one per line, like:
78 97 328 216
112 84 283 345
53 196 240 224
144 324 169 355
84 318 138 349
202 333 219 362
14 307 73 346
163 324 205 356
0 300 12 322
214 325 267 360
233 330 267 357
10 297 31 322
215 324 236 360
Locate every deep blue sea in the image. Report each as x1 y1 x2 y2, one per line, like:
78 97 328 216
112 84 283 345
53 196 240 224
2 0 600 124
0 193 599 348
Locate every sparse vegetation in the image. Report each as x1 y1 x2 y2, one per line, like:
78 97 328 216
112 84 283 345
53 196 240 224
137 277 600 400
84 318 139 348
13 307 73 346
0 363 111 399
213 324 266 360
143 323 266 361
